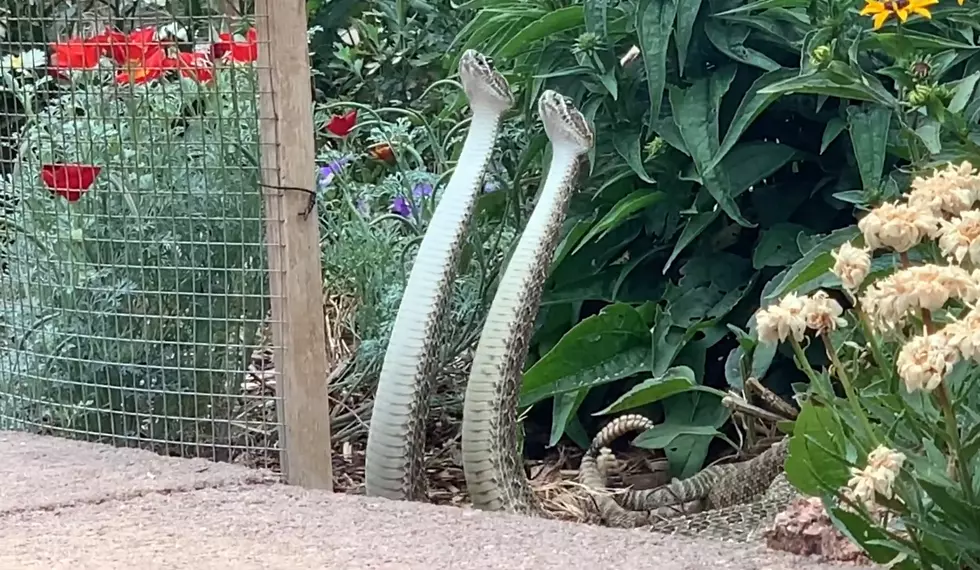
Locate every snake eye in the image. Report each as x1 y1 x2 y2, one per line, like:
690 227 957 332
485 57 495 70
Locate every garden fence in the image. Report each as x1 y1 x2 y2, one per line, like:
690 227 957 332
0 0 333 489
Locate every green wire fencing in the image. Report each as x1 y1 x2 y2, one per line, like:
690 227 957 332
0 1 328 479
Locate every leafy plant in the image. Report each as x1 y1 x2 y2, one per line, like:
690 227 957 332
451 0 980 474
762 161 980 569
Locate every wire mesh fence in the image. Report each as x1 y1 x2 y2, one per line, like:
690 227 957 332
0 0 300 471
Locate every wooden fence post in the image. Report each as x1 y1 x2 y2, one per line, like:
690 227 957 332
254 0 333 490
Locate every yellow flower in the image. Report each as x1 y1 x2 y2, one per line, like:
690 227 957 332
860 0 938 30
908 161 980 218
858 202 940 253
859 264 979 331
756 293 808 344
831 242 872 291
803 290 848 334
938 210 980 266
896 331 959 393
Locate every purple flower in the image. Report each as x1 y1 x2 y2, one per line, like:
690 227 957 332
391 182 434 217
317 157 351 188
482 181 499 194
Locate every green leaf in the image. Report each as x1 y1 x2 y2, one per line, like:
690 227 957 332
704 20 781 72
636 391 730 477
752 223 807 269
674 0 703 73
496 6 585 58
520 303 652 406
550 388 588 446
712 68 797 170
612 131 656 183
760 67 899 107
915 117 942 156
665 142 798 270
784 402 851 495
574 189 666 253
636 0 678 123
764 225 860 301
847 105 892 193
584 0 610 37
596 366 726 414
821 117 846 155
670 67 755 227
949 71 980 114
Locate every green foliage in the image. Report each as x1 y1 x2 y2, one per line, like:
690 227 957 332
0 66 266 444
451 0 980 475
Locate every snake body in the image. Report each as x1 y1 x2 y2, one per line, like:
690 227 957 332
365 50 514 501
461 90 594 512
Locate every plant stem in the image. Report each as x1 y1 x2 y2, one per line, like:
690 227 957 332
822 332 877 445
935 382 974 502
790 337 821 384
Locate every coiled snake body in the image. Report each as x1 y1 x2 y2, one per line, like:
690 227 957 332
364 50 514 501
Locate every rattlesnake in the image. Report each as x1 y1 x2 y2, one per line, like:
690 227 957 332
578 414 796 541
364 50 514 501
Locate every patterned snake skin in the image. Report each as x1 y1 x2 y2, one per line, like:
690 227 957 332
578 414 796 541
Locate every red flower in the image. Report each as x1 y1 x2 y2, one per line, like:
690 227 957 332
325 110 357 137
211 28 258 63
116 48 175 84
176 51 214 83
93 26 160 66
40 164 101 202
49 39 101 70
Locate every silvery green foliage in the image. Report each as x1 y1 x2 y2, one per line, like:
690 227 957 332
0 69 268 445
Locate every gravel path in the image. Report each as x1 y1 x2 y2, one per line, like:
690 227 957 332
0 431 878 570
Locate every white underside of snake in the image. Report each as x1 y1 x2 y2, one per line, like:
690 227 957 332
364 50 514 501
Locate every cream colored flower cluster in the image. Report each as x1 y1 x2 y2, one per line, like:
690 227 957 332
858 161 980 260
845 445 906 511
860 264 979 331
756 290 846 344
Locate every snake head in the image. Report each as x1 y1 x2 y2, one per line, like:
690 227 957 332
538 90 594 155
459 49 514 114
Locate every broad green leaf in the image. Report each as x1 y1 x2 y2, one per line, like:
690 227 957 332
829 508 915 568
949 71 980 114
760 67 899 107
847 105 892 193
549 388 588 446
704 20 780 72
764 225 860 301
584 0 610 37
915 117 942 155
670 67 754 227
713 0 807 17
821 117 846 154
612 131 656 183
636 0 678 122
784 402 851 495
520 303 652 406
597 366 726 414
752 223 807 269
665 142 798 270
574 189 666 252
674 0 703 72
711 68 797 170
496 6 585 58
637 391 730 477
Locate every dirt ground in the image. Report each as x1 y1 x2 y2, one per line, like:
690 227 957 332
0 431 879 570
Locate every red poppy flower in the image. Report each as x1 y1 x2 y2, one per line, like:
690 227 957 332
116 48 175 84
93 26 160 66
176 51 214 83
49 39 101 70
40 164 101 202
211 28 258 63
325 110 357 137
367 142 395 163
